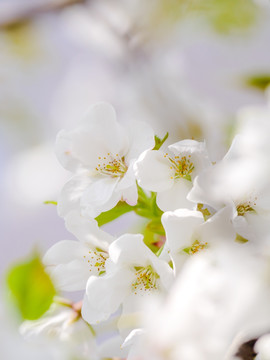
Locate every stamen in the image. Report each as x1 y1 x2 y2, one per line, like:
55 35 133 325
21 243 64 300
236 199 256 216
96 153 127 178
183 240 208 255
83 249 108 275
164 153 194 181
132 265 160 295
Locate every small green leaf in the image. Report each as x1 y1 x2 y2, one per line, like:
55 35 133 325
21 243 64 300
245 75 270 91
153 132 169 150
135 187 163 220
43 200 58 205
7 253 56 320
95 201 134 226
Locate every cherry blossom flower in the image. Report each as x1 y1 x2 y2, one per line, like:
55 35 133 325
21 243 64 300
43 210 114 291
81 234 174 327
161 206 235 274
20 302 97 360
188 135 270 243
55 102 155 218
134 139 211 211
129 245 270 360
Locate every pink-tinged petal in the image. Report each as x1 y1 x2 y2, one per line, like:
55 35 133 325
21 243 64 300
49 259 91 291
57 173 91 218
80 177 121 218
117 163 138 205
55 129 82 172
134 150 174 192
121 182 138 206
82 269 134 324
71 103 129 168
65 210 115 249
124 120 155 163
43 240 86 265
162 209 204 253
109 234 151 267
157 179 194 212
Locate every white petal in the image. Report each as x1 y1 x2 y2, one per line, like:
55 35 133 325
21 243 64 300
157 179 194 212
199 205 236 244
98 335 129 359
162 209 204 253
169 139 207 156
232 215 255 241
81 177 121 218
124 120 155 163
49 259 91 291
43 240 86 265
122 329 145 349
149 256 174 291
117 163 138 205
55 129 82 172
71 103 129 168
109 234 155 267
43 240 91 291
117 159 136 191
57 173 91 218
134 150 174 192
65 210 114 249
121 182 138 206
82 269 133 324
187 169 225 210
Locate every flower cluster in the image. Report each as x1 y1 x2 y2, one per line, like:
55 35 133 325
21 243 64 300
20 102 270 360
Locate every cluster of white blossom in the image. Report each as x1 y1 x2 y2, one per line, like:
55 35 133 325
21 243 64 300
20 101 270 360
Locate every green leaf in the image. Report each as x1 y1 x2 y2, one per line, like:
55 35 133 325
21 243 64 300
153 132 169 150
95 201 134 226
43 200 57 205
245 75 270 91
135 187 163 220
6 253 56 320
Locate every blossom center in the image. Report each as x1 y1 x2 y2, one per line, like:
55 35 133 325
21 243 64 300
164 153 194 181
95 153 127 178
236 202 256 216
183 240 208 255
132 265 160 294
83 249 108 275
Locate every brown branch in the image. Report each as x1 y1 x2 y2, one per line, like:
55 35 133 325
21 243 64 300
0 0 86 28
235 339 257 360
